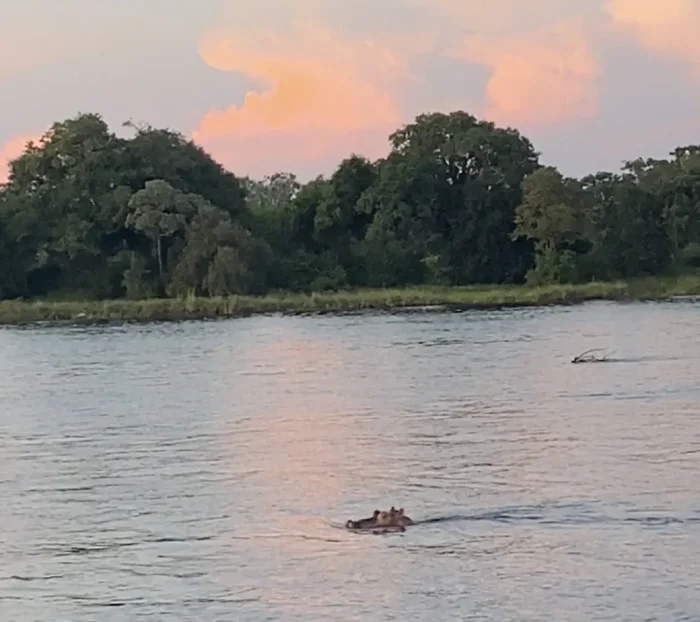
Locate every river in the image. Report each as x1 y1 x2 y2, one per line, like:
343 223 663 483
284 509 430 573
1 300 699 621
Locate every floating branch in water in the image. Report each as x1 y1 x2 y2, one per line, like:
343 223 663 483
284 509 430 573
571 348 611 364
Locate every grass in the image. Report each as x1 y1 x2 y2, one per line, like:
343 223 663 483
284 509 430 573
1 274 700 327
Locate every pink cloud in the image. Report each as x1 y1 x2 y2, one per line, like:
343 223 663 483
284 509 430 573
605 0 700 73
454 19 600 127
191 2 605 177
192 21 414 177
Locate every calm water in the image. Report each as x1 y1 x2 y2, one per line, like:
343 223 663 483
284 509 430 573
1 301 700 621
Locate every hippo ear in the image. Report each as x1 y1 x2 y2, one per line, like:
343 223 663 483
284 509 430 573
373 509 380 517
390 506 396 512
398 508 404 515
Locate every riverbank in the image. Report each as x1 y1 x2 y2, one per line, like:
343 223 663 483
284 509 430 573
1 275 699 326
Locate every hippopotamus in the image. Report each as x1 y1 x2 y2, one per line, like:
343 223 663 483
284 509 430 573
345 507 414 534
390 506 414 527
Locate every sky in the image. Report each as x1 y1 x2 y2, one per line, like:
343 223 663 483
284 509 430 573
2 0 700 183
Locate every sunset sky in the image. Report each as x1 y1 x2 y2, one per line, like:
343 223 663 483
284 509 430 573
2 0 700 183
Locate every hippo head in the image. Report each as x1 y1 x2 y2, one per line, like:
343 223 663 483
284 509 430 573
390 506 413 525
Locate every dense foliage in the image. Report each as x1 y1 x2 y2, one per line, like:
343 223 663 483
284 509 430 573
0 111 697 300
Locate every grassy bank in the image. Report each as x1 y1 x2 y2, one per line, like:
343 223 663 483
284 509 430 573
1 275 699 327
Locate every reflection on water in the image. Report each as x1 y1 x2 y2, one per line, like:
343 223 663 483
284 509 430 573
1 301 700 621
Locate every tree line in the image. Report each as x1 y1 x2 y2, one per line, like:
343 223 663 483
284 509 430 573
0 111 698 301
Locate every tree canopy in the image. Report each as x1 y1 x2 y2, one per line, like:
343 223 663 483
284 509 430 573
0 110 696 300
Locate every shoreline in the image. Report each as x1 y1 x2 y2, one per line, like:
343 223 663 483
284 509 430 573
1 277 699 327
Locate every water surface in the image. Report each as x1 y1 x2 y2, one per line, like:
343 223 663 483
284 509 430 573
1 300 699 621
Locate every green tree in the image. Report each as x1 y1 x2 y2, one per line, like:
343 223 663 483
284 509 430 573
244 172 301 214
1 107 696 302
359 152 444 286
514 167 585 249
125 180 199 289
122 121 249 224
168 203 272 296
121 252 155 299
581 172 671 279
624 149 700 264
360 111 540 285
513 166 587 283
244 173 300 262
3 114 133 297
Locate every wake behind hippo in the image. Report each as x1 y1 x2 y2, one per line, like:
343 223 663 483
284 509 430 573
345 506 414 534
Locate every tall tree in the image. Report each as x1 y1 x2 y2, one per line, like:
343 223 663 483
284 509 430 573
168 203 272 296
122 122 249 223
581 172 671 279
125 180 199 289
361 112 540 285
512 166 588 283
3 113 133 297
514 167 585 249
624 149 700 262
313 155 378 285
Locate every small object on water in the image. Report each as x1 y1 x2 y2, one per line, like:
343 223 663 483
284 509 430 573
571 348 610 364
345 506 414 533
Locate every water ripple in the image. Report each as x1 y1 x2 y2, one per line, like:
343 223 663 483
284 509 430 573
1 301 700 621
